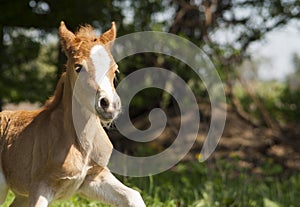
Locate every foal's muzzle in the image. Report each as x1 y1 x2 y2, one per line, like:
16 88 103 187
95 90 121 122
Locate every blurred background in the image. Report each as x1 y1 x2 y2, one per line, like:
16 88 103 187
1 0 300 206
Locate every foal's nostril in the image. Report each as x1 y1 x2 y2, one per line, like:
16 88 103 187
100 97 110 110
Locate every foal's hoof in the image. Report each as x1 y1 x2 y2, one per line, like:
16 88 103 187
127 190 146 207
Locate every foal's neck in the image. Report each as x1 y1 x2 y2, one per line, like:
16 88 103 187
42 71 113 166
42 72 76 131
43 73 66 111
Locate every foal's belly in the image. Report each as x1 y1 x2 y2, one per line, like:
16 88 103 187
54 175 88 200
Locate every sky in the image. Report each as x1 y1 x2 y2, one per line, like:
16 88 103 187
248 20 300 81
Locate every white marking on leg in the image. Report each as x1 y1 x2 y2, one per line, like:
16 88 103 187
29 183 53 207
34 195 49 207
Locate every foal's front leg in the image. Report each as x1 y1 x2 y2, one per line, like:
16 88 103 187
79 167 146 207
28 183 53 207
9 193 49 207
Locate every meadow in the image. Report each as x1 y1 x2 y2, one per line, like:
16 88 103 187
2 159 299 207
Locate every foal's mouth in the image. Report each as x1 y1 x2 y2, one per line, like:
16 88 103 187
96 108 118 122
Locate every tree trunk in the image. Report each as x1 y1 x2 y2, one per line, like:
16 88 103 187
225 77 259 128
237 77 282 136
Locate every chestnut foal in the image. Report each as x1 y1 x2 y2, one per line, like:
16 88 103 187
0 22 146 207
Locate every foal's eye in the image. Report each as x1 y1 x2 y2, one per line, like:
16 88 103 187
75 64 83 73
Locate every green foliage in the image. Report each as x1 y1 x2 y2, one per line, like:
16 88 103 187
278 86 300 123
280 53 300 122
1 0 300 119
234 81 300 125
0 29 57 105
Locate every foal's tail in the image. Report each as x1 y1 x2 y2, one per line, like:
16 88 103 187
0 112 9 205
0 111 10 166
0 112 10 145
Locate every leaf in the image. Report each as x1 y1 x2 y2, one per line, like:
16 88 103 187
263 198 281 207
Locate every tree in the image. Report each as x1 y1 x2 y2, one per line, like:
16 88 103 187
1 0 300 115
0 29 57 105
166 0 300 130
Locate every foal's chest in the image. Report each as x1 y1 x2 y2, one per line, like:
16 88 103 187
52 145 92 199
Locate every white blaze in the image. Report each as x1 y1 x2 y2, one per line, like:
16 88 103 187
90 45 114 100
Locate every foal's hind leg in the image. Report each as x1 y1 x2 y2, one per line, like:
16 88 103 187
10 196 29 207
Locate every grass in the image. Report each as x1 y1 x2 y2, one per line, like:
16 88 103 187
2 158 300 207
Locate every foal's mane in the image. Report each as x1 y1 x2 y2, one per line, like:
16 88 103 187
43 72 66 110
72 25 102 60
76 24 97 41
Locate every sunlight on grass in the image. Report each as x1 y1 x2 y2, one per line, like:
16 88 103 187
2 160 299 207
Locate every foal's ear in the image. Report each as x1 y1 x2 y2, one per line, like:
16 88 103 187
99 22 116 46
58 21 75 54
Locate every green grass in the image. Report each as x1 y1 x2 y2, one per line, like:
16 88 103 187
2 160 300 207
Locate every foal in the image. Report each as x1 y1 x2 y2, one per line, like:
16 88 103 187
0 22 146 207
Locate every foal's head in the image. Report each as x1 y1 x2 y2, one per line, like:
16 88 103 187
58 21 120 123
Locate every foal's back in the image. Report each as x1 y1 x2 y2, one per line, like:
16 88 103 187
0 110 40 138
